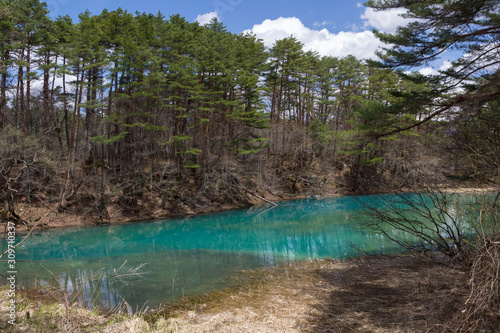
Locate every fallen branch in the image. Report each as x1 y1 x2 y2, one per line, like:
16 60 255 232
243 189 278 207
0 210 50 260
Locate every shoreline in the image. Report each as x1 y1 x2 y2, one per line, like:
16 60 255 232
1 192 317 236
2 185 497 236
0 254 469 332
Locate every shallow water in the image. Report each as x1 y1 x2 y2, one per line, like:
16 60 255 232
3 195 417 310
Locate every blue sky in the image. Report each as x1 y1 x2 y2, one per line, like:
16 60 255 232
44 0 451 73
48 0 368 33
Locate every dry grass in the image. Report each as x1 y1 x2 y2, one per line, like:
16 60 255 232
0 288 110 332
306 255 467 333
104 255 469 333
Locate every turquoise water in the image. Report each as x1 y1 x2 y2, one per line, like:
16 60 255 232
4 195 411 311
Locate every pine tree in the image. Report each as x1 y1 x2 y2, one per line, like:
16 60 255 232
0 0 13 128
53 15 75 153
266 36 306 150
8 0 51 136
366 0 500 134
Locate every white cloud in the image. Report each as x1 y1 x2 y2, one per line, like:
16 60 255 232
419 67 438 76
195 11 219 25
361 7 408 33
243 17 384 59
419 60 454 76
439 60 453 71
313 20 334 28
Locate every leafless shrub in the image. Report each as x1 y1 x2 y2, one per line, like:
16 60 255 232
357 179 474 262
197 156 249 204
461 240 500 332
449 202 500 332
356 176 500 331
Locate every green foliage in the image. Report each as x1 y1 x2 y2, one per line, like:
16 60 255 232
178 148 202 155
170 135 192 142
91 132 129 144
183 162 200 169
229 135 270 155
308 118 331 145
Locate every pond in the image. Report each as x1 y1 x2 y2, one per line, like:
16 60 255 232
3 194 434 311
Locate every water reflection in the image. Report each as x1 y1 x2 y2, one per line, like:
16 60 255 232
6 196 404 310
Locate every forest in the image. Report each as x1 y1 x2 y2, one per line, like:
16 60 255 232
3 0 498 226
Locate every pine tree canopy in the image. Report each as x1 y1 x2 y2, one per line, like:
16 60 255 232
366 0 500 135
